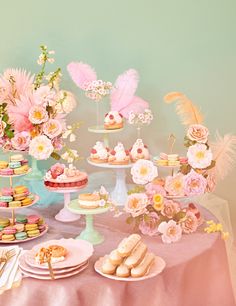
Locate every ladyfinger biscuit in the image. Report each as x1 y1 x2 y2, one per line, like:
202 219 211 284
124 242 147 268
116 264 130 278
109 249 123 265
131 253 155 278
102 257 117 275
117 234 141 257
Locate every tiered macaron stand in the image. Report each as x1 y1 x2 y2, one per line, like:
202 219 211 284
0 168 48 244
67 199 110 245
45 185 88 222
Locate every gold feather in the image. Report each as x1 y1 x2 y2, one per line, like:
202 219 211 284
164 92 204 125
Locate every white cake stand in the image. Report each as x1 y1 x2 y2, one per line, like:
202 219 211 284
88 125 124 147
87 158 132 206
45 186 87 222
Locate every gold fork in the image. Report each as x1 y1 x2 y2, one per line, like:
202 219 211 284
0 249 16 277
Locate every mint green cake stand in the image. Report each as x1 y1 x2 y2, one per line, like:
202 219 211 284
67 199 110 245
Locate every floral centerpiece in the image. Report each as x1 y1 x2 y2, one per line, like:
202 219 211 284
0 45 79 163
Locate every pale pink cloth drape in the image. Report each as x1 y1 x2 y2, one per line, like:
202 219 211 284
1 204 235 306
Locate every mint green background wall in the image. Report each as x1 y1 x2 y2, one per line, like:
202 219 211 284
0 0 235 235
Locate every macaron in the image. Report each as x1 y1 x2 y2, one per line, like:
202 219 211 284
10 154 24 162
168 160 180 166
2 234 15 241
179 156 188 164
9 161 21 169
1 187 14 196
0 195 13 202
27 229 40 237
157 159 168 166
25 223 38 231
38 217 45 225
13 193 28 201
0 225 5 231
15 231 27 240
0 168 14 175
14 223 25 232
27 215 40 224
0 232 2 240
0 202 8 207
14 185 28 194
14 165 29 175
8 201 22 207
3 226 17 235
21 159 28 165
0 161 8 169
167 154 179 161
0 217 10 227
16 215 27 224
21 197 33 206
38 224 46 232
160 152 168 160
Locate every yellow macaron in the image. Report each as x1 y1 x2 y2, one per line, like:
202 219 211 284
2 234 15 241
0 161 8 169
21 197 33 206
27 229 40 237
8 201 22 207
25 223 38 231
14 185 28 194
14 165 29 175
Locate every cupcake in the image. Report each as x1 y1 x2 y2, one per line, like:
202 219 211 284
90 141 109 163
104 111 123 130
108 142 130 165
130 139 150 162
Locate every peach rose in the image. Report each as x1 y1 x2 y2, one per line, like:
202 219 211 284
187 124 209 143
180 211 198 234
124 193 148 217
161 200 180 219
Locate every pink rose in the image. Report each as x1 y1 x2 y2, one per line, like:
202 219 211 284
0 120 6 137
158 220 182 243
161 200 180 219
184 169 207 196
52 137 64 151
145 182 166 201
11 131 31 151
139 212 159 236
187 124 209 144
43 119 63 139
180 211 198 234
50 163 65 179
124 193 148 217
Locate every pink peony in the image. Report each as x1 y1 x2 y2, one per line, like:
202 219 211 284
145 182 166 201
187 143 213 169
164 173 185 196
34 85 56 106
52 137 64 151
180 211 198 234
184 169 207 196
187 124 209 143
11 131 31 151
124 193 148 217
158 220 182 243
139 212 159 236
131 159 158 185
161 200 181 218
43 119 63 139
0 120 6 137
29 135 54 160
50 163 65 179
29 105 49 124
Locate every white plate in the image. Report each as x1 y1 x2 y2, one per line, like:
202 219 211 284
19 252 88 275
25 238 94 270
0 168 32 178
20 261 89 280
94 255 166 282
87 158 133 169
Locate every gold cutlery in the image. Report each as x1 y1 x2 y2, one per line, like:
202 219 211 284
47 258 55 280
0 249 16 277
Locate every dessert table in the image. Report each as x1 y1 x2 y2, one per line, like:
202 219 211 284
1 204 235 306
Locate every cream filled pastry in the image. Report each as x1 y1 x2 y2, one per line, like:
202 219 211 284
108 142 130 165
104 111 123 130
78 186 109 209
130 139 150 162
90 141 109 163
35 245 67 264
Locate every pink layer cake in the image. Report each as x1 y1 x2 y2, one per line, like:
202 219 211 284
44 163 88 189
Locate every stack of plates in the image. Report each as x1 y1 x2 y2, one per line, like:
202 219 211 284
19 238 94 280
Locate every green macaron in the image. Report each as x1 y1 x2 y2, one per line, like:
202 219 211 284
16 214 27 224
0 196 13 202
9 161 21 169
15 231 27 240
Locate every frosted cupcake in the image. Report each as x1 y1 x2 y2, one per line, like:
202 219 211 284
108 142 130 165
90 141 109 163
130 139 150 162
104 111 123 130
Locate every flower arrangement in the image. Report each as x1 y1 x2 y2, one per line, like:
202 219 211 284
0 45 79 162
128 109 153 126
124 159 203 243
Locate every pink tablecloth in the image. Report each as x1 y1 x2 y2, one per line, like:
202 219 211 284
1 204 235 306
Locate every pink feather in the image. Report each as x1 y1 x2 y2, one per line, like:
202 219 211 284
111 69 139 112
118 96 149 119
67 62 97 89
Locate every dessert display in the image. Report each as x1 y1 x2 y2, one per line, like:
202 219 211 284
78 186 109 209
108 142 130 165
0 154 29 176
130 139 150 162
44 163 88 189
35 245 68 264
99 234 157 278
104 111 124 130
0 214 47 242
155 152 182 167
0 185 34 208
90 141 109 163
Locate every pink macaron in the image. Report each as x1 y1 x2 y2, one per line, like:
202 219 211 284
1 187 14 196
21 159 28 166
0 202 8 207
160 152 168 160
0 168 14 175
3 226 17 235
179 156 188 164
38 224 46 232
27 215 40 224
